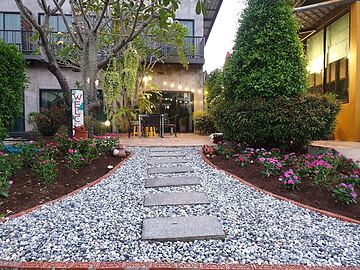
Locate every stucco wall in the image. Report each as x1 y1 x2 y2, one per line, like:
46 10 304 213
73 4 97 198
151 63 204 112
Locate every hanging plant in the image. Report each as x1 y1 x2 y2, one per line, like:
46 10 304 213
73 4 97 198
102 58 123 119
123 45 140 104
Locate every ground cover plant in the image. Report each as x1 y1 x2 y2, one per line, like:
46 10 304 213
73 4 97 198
0 134 126 217
208 142 360 220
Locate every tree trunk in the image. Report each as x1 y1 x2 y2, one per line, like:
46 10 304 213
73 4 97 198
82 33 99 138
47 61 73 137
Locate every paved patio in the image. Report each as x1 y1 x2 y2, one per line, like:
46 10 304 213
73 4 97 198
312 140 360 162
119 133 214 147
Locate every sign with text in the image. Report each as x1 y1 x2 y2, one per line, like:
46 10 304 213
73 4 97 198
72 90 84 134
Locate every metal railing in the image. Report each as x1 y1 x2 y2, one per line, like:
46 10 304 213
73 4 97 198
0 30 205 60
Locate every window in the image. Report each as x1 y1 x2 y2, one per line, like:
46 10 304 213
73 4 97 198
0 12 21 47
178 20 194 36
305 13 350 102
39 14 72 32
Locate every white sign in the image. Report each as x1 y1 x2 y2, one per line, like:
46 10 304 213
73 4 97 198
72 90 84 134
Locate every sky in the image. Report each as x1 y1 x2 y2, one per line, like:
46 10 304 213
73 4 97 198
204 0 246 73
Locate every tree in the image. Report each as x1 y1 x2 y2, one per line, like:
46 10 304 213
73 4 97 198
15 0 206 136
223 0 308 100
0 40 27 140
204 68 223 109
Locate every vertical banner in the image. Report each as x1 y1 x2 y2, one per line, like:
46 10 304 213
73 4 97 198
72 90 84 135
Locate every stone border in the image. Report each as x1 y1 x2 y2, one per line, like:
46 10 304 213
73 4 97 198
0 261 359 270
0 153 134 223
201 151 360 225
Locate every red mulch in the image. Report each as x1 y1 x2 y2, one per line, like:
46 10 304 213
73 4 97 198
210 156 360 221
1 155 126 216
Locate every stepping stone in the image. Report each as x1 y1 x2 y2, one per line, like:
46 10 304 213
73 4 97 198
149 152 185 157
145 176 201 188
148 166 194 175
142 216 226 241
144 192 209 206
150 148 182 152
149 158 189 165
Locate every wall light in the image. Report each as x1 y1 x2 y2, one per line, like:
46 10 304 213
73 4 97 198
163 81 167 86
170 83 175 88
95 79 99 87
197 89 202 94
191 89 195 93
185 87 189 91
178 85 182 90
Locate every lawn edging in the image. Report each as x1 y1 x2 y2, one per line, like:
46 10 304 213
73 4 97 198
201 151 360 225
0 152 134 223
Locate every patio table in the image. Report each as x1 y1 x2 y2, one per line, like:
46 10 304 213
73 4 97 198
138 114 164 138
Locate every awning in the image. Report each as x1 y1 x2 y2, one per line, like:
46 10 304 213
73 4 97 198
204 0 223 43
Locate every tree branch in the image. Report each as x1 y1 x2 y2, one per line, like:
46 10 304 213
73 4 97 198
53 0 83 49
77 0 92 30
93 0 110 33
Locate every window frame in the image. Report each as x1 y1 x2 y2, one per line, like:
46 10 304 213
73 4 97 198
176 19 195 37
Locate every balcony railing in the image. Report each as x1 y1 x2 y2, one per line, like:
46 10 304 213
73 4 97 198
0 30 205 63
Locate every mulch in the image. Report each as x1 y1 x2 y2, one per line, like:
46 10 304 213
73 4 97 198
1 155 126 216
210 156 360 221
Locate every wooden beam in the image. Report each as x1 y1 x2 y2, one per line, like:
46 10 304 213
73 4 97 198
295 0 358 13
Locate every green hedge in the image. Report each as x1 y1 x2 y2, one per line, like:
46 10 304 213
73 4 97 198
193 111 217 135
212 95 340 151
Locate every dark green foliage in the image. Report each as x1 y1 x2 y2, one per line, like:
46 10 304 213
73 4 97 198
223 0 308 100
205 69 223 109
212 95 340 151
193 111 217 135
0 40 27 140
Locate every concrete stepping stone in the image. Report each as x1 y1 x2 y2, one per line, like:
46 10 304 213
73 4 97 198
145 176 201 188
144 192 209 206
142 216 226 241
149 158 189 165
149 152 185 157
148 166 194 175
150 148 182 152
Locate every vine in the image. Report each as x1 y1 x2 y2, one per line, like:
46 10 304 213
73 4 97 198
123 45 140 104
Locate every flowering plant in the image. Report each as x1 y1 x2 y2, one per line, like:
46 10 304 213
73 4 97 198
234 153 250 167
340 171 360 188
0 154 22 197
279 169 300 191
332 183 357 205
216 143 235 159
65 149 87 173
258 157 283 177
33 155 58 184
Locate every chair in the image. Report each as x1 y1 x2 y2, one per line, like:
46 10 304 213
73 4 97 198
142 114 161 138
127 115 139 138
163 114 178 137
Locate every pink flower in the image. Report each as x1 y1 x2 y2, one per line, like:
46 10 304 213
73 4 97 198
293 175 299 180
0 151 4 156
9 181 13 185
276 163 282 168
284 172 290 178
68 149 76 154
239 156 246 162
287 180 294 185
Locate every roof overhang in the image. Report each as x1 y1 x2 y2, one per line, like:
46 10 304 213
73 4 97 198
204 0 223 43
294 0 357 40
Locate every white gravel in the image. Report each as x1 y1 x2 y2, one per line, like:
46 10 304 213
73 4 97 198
0 147 359 266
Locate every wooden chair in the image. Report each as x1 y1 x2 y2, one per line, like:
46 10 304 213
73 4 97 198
142 114 161 138
163 114 178 137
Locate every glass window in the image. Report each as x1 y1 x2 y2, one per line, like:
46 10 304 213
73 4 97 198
0 13 21 47
40 89 65 110
306 31 324 93
178 20 194 36
39 14 72 32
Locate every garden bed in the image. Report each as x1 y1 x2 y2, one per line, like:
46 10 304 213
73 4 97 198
1 154 127 217
204 144 360 221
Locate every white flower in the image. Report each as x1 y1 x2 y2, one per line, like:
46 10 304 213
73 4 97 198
166 17 174 24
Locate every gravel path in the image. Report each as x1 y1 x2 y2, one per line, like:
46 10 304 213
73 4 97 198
0 147 359 266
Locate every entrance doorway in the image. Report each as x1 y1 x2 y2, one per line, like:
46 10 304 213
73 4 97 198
151 91 194 132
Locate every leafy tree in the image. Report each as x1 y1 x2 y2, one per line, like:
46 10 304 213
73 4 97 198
223 0 308 100
205 69 223 109
0 40 27 140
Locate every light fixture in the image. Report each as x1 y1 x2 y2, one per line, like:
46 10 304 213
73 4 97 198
178 85 182 90
197 89 202 94
191 88 195 93
163 81 167 86
104 120 111 127
170 83 175 88
166 105 170 109
86 77 90 84
95 79 99 87
185 87 189 91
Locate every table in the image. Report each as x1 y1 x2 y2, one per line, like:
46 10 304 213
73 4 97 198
138 114 164 138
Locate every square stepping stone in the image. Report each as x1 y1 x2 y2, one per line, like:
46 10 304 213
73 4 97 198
148 166 194 175
144 192 209 206
149 152 185 157
142 216 226 241
149 158 189 165
150 148 182 152
145 176 201 188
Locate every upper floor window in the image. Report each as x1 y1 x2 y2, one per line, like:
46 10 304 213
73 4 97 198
306 13 350 103
178 20 194 36
39 14 72 32
0 12 21 46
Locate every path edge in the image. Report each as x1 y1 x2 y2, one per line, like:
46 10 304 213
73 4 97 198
0 152 134 223
201 151 360 225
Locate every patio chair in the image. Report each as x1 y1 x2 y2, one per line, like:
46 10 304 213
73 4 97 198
127 114 139 138
142 114 162 138
163 114 178 138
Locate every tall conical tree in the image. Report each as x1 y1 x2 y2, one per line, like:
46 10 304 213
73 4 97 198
223 0 308 100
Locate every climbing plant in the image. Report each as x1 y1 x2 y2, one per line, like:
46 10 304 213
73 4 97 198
123 46 140 105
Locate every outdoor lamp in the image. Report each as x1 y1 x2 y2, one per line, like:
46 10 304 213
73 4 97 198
104 120 111 127
95 80 99 87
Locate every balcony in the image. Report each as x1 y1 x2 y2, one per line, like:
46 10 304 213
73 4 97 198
0 30 205 65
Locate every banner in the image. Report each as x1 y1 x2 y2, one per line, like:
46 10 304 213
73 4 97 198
72 90 84 134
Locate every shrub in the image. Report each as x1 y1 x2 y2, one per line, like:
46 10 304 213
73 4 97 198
0 40 27 140
0 153 22 197
65 149 87 172
193 111 217 135
213 95 340 151
223 0 307 100
332 183 357 205
33 155 58 184
28 105 68 137
205 69 223 109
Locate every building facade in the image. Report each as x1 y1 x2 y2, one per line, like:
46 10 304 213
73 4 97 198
0 0 222 135
295 0 360 141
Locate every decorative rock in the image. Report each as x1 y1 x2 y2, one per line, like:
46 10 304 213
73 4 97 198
145 176 201 188
149 152 185 157
149 158 189 165
144 192 209 206
148 166 194 175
